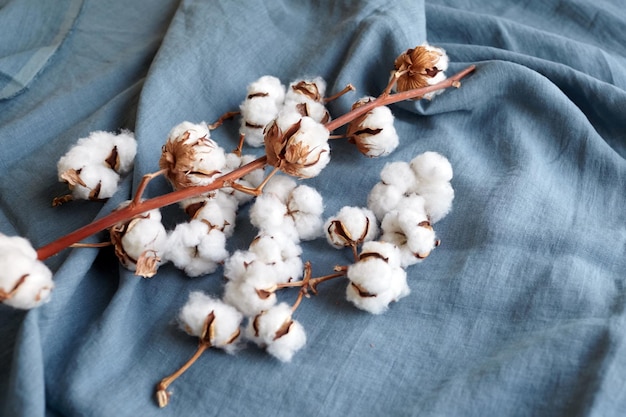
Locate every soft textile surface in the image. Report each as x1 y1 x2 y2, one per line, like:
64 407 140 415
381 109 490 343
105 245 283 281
1 0 625 416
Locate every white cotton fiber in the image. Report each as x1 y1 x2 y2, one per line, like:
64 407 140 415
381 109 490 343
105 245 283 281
164 220 228 277
249 194 298 241
349 103 399 157
263 174 298 203
178 291 243 353
245 302 306 362
222 261 278 316
223 249 257 283
193 196 238 237
346 243 409 315
410 152 453 184
110 130 137 175
379 161 417 194
240 96 282 147
266 318 306 362
0 234 54 310
367 182 404 221
286 185 325 240
167 121 211 143
69 164 120 200
119 214 168 270
246 75 286 106
324 206 378 249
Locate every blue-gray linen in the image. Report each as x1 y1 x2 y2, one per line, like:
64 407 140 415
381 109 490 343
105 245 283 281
1 0 625 416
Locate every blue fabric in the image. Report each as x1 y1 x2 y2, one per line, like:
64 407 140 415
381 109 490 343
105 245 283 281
1 0 625 416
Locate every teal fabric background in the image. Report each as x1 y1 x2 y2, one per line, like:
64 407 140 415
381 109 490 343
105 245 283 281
1 0 625 416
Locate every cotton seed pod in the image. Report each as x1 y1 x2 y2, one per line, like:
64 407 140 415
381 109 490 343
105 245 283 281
57 130 137 176
57 164 121 203
159 121 226 189
240 76 285 148
324 206 378 249
283 77 331 124
245 302 306 362
286 185 325 241
109 207 168 278
346 97 399 157
345 241 409 315
164 220 229 278
380 208 438 268
264 116 330 179
0 234 54 310
393 43 449 95
178 292 243 354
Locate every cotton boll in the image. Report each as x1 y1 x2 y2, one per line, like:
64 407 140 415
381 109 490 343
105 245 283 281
409 152 454 223
285 77 326 103
249 233 303 283
416 182 454 224
360 240 402 269
164 220 228 277
240 95 282 147
178 292 243 353
266 319 306 362
160 121 226 189
58 130 135 175
192 196 238 237
379 161 417 194
410 152 453 184
245 75 286 106
249 193 287 231
60 164 120 201
223 261 278 316
286 185 325 240
324 206 378 249
0 235 54 310
281 99 330 124
263 174 297 204
245 302 306 362
347 98 399 157
264 116 331 179
223 250 257 283
380 211 434 268
249 194 299 241
346 242 408 314
115 210 168 277
110 130 137 175
367 182 404 221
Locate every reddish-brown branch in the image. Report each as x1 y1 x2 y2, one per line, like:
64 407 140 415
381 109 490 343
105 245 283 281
324 65 476 132
36 156 268 260
35 65 475 262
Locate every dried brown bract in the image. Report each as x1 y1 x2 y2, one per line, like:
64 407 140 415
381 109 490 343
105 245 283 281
393 43 449 93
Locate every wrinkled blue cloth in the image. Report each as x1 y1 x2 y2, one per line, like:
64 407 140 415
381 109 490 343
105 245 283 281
1 0 625 416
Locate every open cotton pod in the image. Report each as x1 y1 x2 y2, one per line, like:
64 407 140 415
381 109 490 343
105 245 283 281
0 234 54 310
159 121 226 189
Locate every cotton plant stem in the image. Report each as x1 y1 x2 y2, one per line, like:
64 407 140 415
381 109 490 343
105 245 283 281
155 343 210 408
324 84 355 103
36 156 268 260
324 65 476 133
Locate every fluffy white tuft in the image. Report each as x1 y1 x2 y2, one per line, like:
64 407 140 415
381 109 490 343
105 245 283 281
164 220 228 277
178 291 243 353
324 206 378 249
286 185 325 240
0 234 54 310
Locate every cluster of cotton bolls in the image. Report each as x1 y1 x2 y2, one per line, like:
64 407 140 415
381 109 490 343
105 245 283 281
238 75 330 148
54 130 137 206
322 151 454 314
0 233 54 310
109 120 266 278
218 174 323 361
